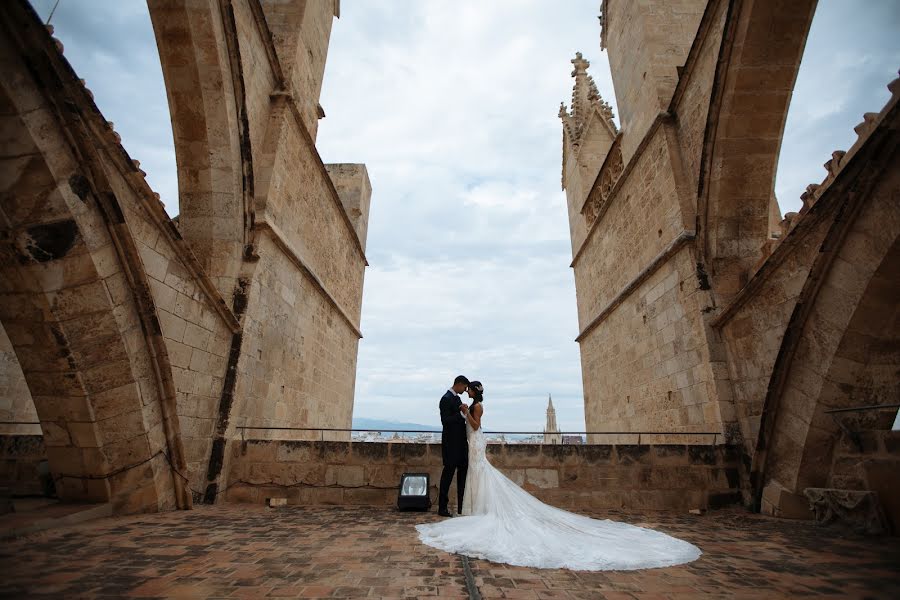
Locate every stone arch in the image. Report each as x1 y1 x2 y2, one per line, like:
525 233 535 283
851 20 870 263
761 150 900 498
148 0 246 298
0 8 189 511
700 0 818 299
794 237 900 490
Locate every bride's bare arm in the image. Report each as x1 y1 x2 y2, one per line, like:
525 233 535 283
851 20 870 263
466 403 483 431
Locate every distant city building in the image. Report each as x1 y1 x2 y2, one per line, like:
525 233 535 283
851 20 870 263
543 395 561 445
562 435 584 445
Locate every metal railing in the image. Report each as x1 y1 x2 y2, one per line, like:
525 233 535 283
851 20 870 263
824 403 900 414
0 422 724 445
0 421 41 432
236 426 723 445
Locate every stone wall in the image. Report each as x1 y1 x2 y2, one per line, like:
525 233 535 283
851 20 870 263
231 234 360 435
0 323 37 434
100 147 236 496
604 0 705 163
566 110 729 437
147 0 370 503
325 164 373 251
561 5 740 441
0 435 47 496
716 216 829 455
220 3 369 446
828 427 900 533
564 0 898 525
0 1 370 511
580 244 731 435
224 440 742 512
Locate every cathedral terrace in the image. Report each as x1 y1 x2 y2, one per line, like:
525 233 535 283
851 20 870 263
1 0 898 597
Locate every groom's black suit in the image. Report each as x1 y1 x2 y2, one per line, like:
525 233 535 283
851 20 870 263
438 390 468 514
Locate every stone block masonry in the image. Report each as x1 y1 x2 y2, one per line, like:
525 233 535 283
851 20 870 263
563 0 899 529
225 440 742 511
0 0 370 512
0 435 46 496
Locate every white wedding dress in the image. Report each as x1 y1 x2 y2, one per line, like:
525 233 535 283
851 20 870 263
416 413 702 571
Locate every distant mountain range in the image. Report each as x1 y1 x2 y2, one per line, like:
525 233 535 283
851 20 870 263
352 417 441 432
351 417 545 441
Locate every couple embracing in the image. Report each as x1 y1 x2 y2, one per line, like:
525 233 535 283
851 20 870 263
416 375 703 572
436 375 481 517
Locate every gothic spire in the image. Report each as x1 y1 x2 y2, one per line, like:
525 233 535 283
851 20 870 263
544 393 560 444
559 52 617 150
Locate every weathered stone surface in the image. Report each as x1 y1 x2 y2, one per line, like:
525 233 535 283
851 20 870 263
0 0 370 512
225 440 741 511
761 481 812 520
805 488 889 535
562 0 899 523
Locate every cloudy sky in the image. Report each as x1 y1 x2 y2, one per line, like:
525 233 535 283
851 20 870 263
31 1 899 432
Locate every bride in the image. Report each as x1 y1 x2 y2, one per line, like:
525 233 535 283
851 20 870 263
416 381 702 571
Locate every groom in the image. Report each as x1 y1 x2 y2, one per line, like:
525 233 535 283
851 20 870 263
437 375 469 517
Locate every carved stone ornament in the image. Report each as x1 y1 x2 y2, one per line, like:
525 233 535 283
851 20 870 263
804 488 888 535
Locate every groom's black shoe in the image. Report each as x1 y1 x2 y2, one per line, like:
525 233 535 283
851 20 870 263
437 509 453 517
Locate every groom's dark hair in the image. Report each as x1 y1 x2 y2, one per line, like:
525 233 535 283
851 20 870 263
454 375 469 386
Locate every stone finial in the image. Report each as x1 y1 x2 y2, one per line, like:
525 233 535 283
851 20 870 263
559 102 576 150
570 51 590 76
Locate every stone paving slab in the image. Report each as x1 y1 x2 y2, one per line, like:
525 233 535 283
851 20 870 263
0 505 897 599
0 498 113 539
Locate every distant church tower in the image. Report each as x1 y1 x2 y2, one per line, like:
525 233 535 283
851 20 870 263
543 395 561 445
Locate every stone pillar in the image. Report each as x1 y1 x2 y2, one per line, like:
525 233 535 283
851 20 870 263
325 163 372 252
602 0 706 162
265 0 341 140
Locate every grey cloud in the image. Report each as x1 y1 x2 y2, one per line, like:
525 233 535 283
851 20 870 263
775 0 899 214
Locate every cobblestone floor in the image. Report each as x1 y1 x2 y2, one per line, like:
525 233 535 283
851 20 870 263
0 504 898 599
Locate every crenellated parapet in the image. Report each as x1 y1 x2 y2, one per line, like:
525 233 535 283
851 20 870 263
777 71 900 242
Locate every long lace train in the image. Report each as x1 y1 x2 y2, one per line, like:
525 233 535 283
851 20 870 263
416 422 701 571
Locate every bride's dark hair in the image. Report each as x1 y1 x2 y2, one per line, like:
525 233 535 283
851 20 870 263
468 381 484 404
